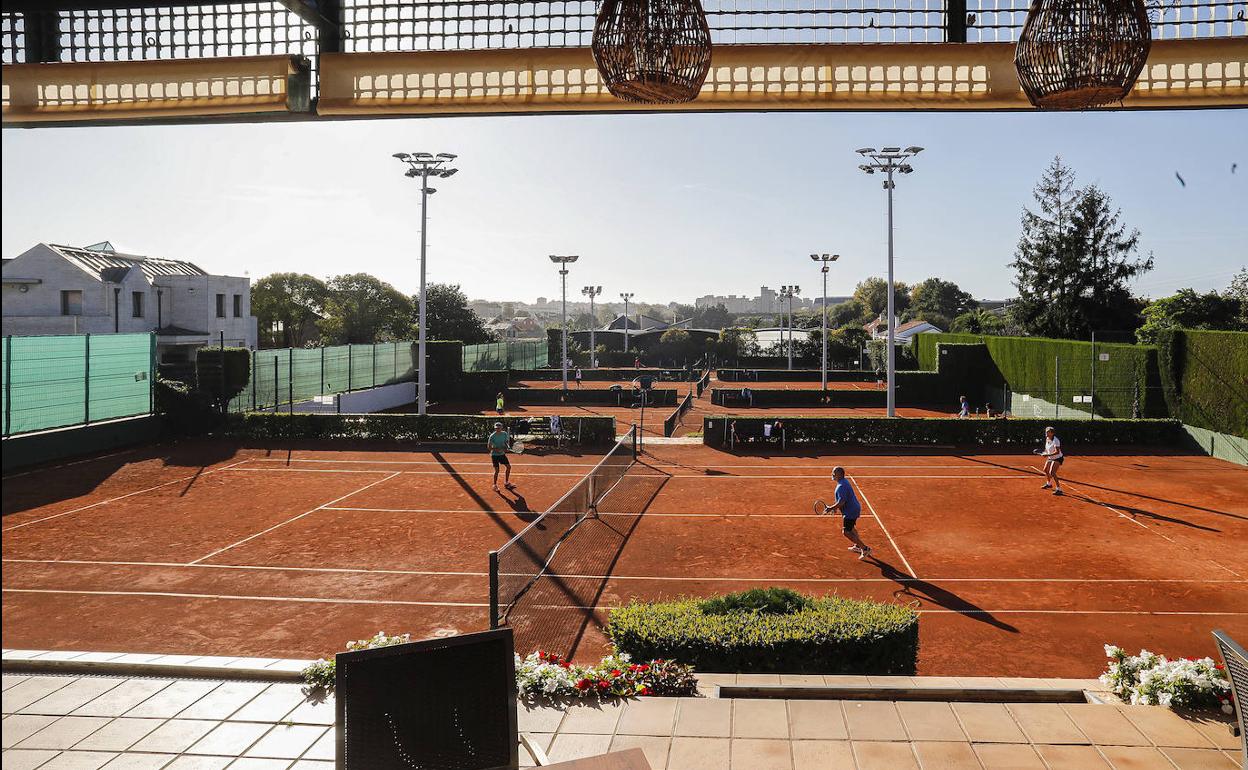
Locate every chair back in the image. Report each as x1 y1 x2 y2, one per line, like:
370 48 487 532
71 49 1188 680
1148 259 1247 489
1213 629 1247 770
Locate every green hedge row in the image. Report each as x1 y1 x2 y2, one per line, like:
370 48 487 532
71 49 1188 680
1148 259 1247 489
226 412 618 445
507 387 680 407
710 388 887 408
716 369 879 382
914 333 1165 418
510 368 698 382
608 594 919 674
1157 329 1248 438
702 416 1184 448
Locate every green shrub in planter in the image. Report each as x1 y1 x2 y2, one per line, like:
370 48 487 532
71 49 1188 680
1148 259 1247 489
608 592 918 674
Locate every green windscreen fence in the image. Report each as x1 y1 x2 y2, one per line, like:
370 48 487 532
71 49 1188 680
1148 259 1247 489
462 340 548 371
230 341 416 412
3 333 154 437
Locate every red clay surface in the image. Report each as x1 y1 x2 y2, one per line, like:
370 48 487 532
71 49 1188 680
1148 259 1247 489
514 379 884 391
4 438 1246 678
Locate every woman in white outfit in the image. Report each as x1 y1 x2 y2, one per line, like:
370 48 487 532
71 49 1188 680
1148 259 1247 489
1036 426 1064 496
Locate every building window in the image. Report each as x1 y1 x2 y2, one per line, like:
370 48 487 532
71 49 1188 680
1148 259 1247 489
216 293 226 318
132 291 145 318
61 290 83 316
233 294 242 318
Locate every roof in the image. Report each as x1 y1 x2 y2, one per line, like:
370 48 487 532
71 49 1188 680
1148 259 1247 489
896 319 941 335
157 324 210 336
48 243 207 281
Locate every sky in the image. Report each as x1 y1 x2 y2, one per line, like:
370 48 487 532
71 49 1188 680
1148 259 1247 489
2 108 1244 308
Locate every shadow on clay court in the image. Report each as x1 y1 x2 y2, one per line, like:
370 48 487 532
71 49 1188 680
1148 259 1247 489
430 451 544 534
496 490 539 523
869 557 1020 634
506 462 671 660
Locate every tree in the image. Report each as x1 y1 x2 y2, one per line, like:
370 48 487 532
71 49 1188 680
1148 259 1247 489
828 299 869 328
853 277 911 321
717 327 757 357
695 303 732 330
422 283 495 344
907 278 975 330
952 309 1006 335
1135 288 1245 344
319 274 413 344
1229 268 1248 327
1009 157 1153 339
251 273 328 348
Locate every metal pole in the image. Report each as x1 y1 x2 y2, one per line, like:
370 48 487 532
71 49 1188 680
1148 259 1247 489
821 268 829 390
219 330 226 414
885 167 897 418
348 344 353 393
149 332 156 415
1054 355 1060 419
589 293 596 369
417 176 430 416
273 356 279 412
84 334 91 425
624 297 630 353
560 268 569 391
4 335 11 437
1089 331 1096 420
372 342 377 389
320 346 325 395
252 349 257 410
288 351 294 414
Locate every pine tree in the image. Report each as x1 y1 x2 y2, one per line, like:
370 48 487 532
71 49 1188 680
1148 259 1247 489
1009 157 1153 338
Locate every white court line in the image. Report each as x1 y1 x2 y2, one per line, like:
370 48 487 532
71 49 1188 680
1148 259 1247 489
321 506 876 519
187 471 401 565
246 458 1005 469
1 445 143 480
849 475 917 578
219 466 1031 480
7 588 1243 617
1 459 253 533
6 558 1247 585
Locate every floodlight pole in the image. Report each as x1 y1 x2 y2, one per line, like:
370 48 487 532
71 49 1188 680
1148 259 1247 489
857 145 923 418
394 151 458 416
811 254 840 390
550 255 579 392
583 285 603 368
620 292 634 355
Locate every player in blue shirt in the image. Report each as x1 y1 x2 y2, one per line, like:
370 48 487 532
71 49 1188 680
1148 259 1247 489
830 466 872 560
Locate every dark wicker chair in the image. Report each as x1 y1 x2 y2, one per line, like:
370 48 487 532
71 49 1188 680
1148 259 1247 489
1212 629 1247 770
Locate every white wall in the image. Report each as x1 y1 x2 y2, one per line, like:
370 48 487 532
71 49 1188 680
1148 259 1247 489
337 382 416 414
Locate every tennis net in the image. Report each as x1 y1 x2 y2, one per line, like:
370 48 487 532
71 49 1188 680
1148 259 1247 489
488 425 638 628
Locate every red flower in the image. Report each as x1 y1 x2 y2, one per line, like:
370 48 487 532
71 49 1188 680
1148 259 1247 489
598 680 609 689
638 664 650 672
611 669 623 677
560 662 571 669
575 679 591 690
640 686 652 696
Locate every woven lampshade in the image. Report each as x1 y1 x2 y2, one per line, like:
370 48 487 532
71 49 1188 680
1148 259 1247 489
592 0 713 104
1014 0 1152 110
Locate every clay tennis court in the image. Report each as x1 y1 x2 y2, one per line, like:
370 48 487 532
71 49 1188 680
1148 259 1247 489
3 438 1245 677
512 379 885 390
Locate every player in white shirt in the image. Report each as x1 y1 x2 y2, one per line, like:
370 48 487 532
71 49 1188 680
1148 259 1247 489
1034 426 1065 496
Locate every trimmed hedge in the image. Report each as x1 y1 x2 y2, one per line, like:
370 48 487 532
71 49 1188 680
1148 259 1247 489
717 369 879 383
608 593 919 674
702 416 1184 448
1157 329 1248 438
507 387 679 407
226 412 617 445
196 346 252 407
710 388 887 408
512 368 697 382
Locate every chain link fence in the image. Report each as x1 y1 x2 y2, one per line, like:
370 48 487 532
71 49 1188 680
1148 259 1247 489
462 340 548 372
1001 354 1164 420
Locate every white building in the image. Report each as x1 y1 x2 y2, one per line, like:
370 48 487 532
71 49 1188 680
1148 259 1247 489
864 316 943 342
2 242 258 362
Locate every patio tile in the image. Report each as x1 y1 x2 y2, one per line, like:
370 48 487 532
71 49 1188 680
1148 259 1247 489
844 701 906 741
22 680 126 715
730 738 790 770
1098 745 1184 769
3 714 59 748
546 733 613 764
951 703 1026 743
301 728 334 761
517 702 565 733
1062 704 1150 746
867 676 916 687
282 695 334 727
911 741 984 769
955 677 1008 689
667 737 730 770
100 753 179 769
520 732 552 767
778 675 825 686
2 749 62 770
2 676 31 691
911 677 964 688
853 740 920 769
733 674 781 686
176 683 266 721
693 673 734 692
37 751 120 770
243 724 326 759
1181 715 1241 751
1159 747 1240 769
289 762 334 770
227 684 305 723
790 739 855 770
971 743 1046 768
1034 744 1113 768
674 698 732 738
731 700 788 739
617 698 678 737
73 718 164 751
73 681 173 718
4 677 79 713
610 735 670 770
559 702 624 734
124 681 221 719
186 721 271 756
16 716 110 749
226 759 291 769
787 700 847 740
822 675 870 687
896 701 966 742
1006 703 1089 744
129 719 218 753
997 678 1056 690
162 758 231 770
1117 706 1217 749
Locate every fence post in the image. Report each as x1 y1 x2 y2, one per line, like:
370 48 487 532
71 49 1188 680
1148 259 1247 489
348 344 353 393
1089 332 1096 420
149 332 156 416
251 350 257 410
219 331 226 414
372 342 377 389
4 335 11 437
273 355 279 412
84 334 91 425
288 351 294 414
320 345 325 395
1054 356 1060 419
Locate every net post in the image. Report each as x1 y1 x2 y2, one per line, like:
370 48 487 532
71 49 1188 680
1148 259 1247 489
288 353 294 414
488 550 501 629
83 334 91 425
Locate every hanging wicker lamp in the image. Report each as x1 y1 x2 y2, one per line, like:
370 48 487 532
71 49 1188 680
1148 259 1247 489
592 0 713 104
1014 0 1152 110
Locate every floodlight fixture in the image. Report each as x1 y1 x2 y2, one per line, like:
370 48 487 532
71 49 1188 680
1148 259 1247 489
811 252 841 388
392 152 410 160
436 153 458 160
856 147 876 154
882 146 901 153
905 146 925 154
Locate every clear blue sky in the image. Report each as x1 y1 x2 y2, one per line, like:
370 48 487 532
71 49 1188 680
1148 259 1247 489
2 108 1243 307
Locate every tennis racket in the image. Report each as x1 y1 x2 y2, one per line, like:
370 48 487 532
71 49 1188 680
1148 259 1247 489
1032 448 1044 455
813 498 837 516
509 441 526 455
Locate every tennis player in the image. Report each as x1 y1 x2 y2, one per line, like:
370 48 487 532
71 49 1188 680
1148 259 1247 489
958 395 970 419
574 367 583 387
488 422 516 492
495 392 505 415
1036 426 1064 496
830 466 872 559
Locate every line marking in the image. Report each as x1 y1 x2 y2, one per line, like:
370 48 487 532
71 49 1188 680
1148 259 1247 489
187 471 401 565
246 459 1010 470
849 475 917 578
1 446 143 480
321 506 877 519
219 467 1032 480
5 558 1247 585
1 460 253 533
